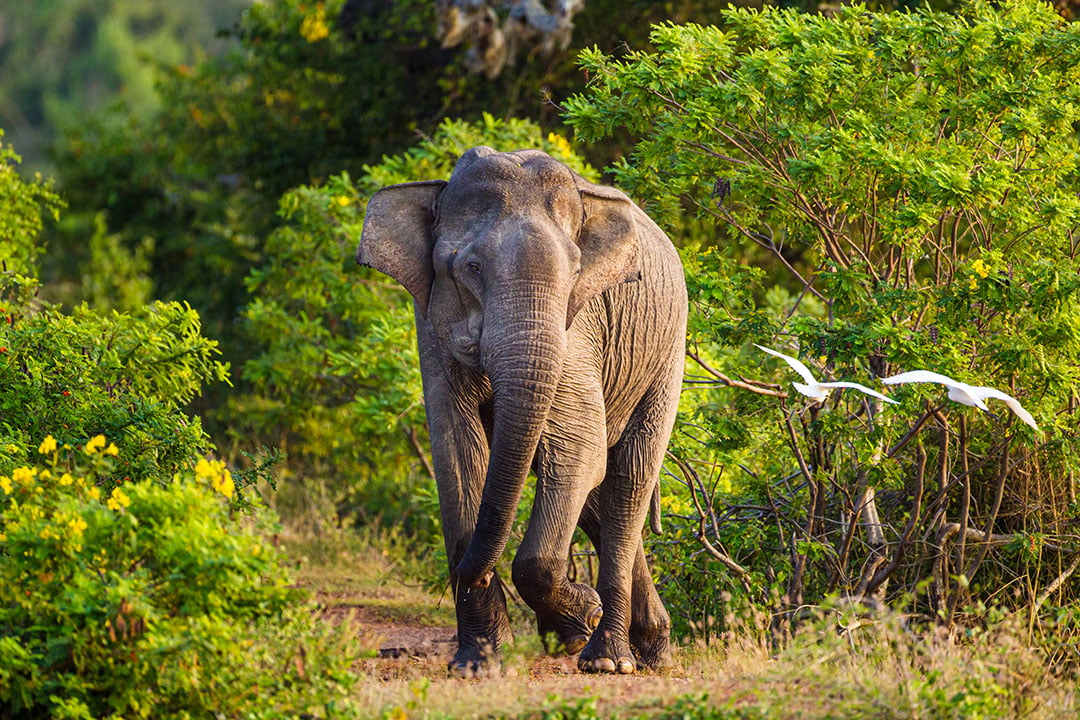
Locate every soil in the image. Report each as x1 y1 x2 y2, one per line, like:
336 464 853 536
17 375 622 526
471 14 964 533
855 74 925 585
310 583 746 718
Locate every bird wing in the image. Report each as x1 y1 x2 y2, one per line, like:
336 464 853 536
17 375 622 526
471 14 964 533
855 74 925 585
754 344 818 385
819 382 899 404
977 387 1041 432
880 370 963 388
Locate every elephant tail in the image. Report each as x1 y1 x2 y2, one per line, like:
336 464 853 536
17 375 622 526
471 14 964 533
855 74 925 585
649 482 663 535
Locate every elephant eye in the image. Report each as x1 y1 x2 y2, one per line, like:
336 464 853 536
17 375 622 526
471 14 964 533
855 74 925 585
466 261 482 276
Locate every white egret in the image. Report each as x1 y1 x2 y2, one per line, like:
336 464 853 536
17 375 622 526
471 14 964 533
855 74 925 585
754 344 898 404
880 370 1040 432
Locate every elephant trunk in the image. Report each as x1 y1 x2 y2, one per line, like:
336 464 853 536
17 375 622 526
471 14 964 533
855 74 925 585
454 290 565 588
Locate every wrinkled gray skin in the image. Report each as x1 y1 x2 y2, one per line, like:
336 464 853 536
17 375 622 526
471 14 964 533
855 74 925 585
357 147 686 676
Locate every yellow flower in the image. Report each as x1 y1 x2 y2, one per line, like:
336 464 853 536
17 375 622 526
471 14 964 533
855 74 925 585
59 473 74 486
300 6 329 43
40 526 55 540
38 469 51 481
84 435 106 455
968 276 979 290
88 487 101 500
104 443 119 456
0 476 11 494
12 467 36 484
195 457 235 498
195 457 215 480
107 487 131 511
546 132 573 157
212 469 235 499
38 435 57 454
68 517 88 535
971 258 990 278
336 195 351 207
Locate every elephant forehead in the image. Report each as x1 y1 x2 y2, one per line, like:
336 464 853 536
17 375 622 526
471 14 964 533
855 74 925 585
441 154 583 230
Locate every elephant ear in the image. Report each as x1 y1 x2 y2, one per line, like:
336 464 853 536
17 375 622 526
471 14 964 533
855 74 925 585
567 180 642 328
356 180 447 314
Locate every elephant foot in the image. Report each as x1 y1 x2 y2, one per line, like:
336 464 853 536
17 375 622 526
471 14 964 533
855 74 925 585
535 583 603 656
630 613 672 670
577 629 636 674
447 641 501 679
630 628 672 670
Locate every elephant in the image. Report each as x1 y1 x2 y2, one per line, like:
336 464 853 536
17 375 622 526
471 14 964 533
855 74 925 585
356 146 686 676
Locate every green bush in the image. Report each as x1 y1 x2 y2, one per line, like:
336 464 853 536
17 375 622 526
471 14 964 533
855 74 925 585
0 132 228 489
0 437 367 719
567 0 1080 638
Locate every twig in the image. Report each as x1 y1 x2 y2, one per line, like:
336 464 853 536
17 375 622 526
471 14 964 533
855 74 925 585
686 351 788 397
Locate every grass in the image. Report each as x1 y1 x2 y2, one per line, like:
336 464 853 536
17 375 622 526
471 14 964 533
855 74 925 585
278 527 1079 719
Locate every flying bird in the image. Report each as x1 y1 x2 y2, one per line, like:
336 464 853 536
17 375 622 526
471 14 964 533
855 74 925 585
754 344 898 404
880 370 1040 432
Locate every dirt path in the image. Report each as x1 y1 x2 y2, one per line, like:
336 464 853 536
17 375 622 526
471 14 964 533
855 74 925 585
310 580 742 718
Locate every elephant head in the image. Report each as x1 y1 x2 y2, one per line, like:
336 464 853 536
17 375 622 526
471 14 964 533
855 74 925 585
357 146 642 587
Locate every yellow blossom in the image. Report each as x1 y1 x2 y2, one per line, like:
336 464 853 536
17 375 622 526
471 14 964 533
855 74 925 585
212 469 235 499
12 467 36 484
195 457 235 498
88 487 101 500
968 276 979 290
38 435 57 454
104 443 119 456
336 195 351 207
59 473 74 486
107 487 131 511
68 517 88 535
0 532 6 542
40 526 55 540
546 132 573 158
38 470 51 481
971 258 990 278
84 435 106 455
300 6 329 43
0 476 11 494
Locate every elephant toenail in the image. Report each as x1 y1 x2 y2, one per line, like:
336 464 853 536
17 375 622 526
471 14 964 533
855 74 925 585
587 606 603 629
565 635 588 654
582 657 616 673
616 657 635 674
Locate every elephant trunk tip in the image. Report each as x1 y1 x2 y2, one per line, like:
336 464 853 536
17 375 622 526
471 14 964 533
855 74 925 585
454 552 497 590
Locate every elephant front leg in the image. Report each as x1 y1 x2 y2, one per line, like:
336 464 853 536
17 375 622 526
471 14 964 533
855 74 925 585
449 568 514 678
511 401 606 656
418 331 512 677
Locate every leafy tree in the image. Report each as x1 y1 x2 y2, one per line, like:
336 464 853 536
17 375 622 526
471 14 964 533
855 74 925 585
566 0 1080 637
0 0 250 174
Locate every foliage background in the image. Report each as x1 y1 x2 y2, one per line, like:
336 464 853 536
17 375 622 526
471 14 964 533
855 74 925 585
1 0 1079 712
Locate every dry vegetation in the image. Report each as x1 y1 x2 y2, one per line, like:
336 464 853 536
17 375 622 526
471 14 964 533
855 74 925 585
284 528 1079 720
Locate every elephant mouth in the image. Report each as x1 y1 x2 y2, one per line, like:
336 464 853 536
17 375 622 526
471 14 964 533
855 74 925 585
450 337 482 369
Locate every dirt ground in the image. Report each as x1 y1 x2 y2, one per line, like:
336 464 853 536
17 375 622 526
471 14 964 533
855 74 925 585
310 577 747 718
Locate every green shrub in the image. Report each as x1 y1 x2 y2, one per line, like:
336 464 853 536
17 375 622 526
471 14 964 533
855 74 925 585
0 133 229 490
567 0 1080 637
0 437 367 719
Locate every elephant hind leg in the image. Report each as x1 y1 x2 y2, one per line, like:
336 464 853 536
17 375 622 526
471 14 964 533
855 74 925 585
578 494 670 671
629 540 672 669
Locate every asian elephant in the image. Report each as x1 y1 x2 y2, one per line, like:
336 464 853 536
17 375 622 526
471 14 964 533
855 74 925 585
356 146 686 676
